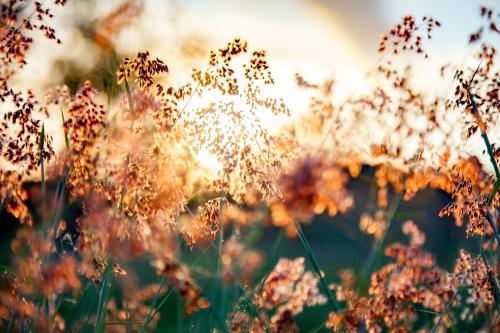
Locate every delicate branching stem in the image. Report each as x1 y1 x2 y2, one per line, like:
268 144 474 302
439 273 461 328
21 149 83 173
431 278 465 333
175 63 214 125
293 220 340 312
315 55 384 156
236 284 272 333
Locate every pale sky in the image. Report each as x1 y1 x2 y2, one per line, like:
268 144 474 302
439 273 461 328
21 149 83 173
10 0 500 172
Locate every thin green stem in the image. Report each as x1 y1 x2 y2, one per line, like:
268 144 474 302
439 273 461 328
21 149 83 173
139 273 168 333
95 259 113 333
481 133 500 179
293 221 340 312
105 322 145 326
209 224 223 331
268 228 286 269
236 284 272 333
252 228 286 298
468 91 499 241
482 132 499 207
139 246 212 330
61 107 70 151
203 231 272 333
431 278 465 333
479 242 500 307
364 190 405 277
487 177 499 206
142 289 175 329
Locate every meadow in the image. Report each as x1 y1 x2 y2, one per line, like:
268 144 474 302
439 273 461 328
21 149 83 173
0 1 499 332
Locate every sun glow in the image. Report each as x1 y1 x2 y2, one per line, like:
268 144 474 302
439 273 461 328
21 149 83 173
195 148 223 175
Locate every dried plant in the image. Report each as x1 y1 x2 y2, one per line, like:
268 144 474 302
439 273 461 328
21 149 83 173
0 2 498 332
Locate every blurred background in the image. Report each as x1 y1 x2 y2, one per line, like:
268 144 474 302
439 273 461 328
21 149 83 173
2 0 497 331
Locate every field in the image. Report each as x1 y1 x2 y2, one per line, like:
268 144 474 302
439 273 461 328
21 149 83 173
0 1 499 332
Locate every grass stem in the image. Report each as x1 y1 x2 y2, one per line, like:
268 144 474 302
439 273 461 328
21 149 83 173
95 259 113 333
431 278 464 333
39 124 46 220
293 220 340 312
364 190 405 278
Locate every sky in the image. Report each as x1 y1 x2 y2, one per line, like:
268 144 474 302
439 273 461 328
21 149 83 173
9 0 499 171
19 0 497 100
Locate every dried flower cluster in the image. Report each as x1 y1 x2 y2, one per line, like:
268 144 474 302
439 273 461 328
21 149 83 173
117 51 169 88
231 257 326 332
378 15 441 57
325 221 494 332
271 156 353 236
469 6 499 44
439 157 498 237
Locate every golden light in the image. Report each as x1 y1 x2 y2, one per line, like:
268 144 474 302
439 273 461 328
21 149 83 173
195 148 223 175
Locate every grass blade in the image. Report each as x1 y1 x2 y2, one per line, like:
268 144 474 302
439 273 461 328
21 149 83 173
95 260 113 333
208 223 223 331
124 78 134 113
61 108 70 151
364 189 405 277
139 273 168 333
294 220 340 312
